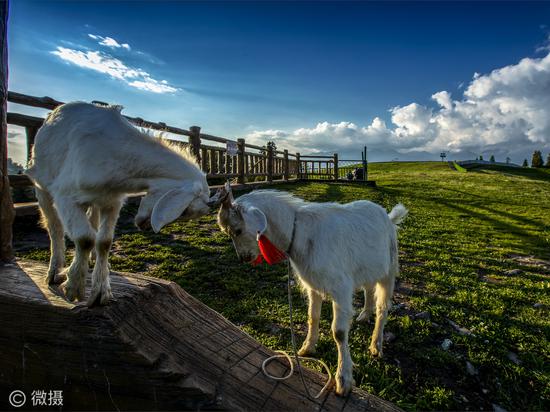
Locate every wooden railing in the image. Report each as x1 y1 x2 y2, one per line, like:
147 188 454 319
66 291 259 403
6 91 302 188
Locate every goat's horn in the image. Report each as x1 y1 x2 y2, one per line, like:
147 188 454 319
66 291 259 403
207 187 226 208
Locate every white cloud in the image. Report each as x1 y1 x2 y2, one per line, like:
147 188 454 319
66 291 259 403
246 51 550 162
88 34 130 50
51 46 178 94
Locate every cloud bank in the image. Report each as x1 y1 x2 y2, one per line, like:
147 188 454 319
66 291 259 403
246 51 550 162
51 34 178 94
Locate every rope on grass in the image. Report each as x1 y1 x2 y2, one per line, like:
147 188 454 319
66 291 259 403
261 260 334 400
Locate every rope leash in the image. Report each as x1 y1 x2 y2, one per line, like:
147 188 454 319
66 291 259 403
261 260 333 400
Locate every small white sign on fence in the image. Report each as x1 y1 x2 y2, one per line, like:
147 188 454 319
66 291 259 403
226 141 239 156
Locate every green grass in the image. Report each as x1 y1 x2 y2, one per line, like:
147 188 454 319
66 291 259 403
17 161 550 411
452 161 468 173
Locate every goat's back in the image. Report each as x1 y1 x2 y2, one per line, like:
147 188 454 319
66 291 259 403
294 199 398 287
28 102 134 185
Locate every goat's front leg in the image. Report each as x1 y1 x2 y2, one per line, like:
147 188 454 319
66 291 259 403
88 201 123 306
298 288 322 356
331 294 354 396
56 198 96 302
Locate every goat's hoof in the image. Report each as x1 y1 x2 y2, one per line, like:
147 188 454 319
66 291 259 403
335 374 353 397
47 271 66 285
87 287 113 307
356 310 372 323
369 345 383 358
297 346 317 357
61 280 85 302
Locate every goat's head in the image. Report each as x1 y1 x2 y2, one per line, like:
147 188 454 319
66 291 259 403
215 183 267 263
135 179 213 232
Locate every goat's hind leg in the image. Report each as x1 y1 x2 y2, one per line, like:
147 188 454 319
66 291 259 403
88 200 123 307
356 284 375 323
56 198 96 302
369 275 395 357
36 188 66 285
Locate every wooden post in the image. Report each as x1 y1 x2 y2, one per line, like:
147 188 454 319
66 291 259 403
0 0 14 262
201 147 208 172
283 150 289 181
237 138 245 184
266 145 273 182
189 126 201 164
218 149 224 174
296 152 301 179
333 153 339 181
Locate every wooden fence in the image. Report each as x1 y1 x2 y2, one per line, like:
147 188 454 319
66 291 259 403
6 92 307 187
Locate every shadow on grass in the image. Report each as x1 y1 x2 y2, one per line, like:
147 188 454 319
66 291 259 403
468 165 550 182
378 186 549 258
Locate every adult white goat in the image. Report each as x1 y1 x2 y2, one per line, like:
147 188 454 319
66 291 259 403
27 102 215 306
216 184 407 396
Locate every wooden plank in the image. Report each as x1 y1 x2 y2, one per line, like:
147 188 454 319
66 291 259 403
0 0 14 262
0 259 401 411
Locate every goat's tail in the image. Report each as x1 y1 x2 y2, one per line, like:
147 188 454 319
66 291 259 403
388 203 408 226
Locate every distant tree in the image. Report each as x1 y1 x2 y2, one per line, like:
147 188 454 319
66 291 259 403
506 157 511 164
546 153 550 168
260 141 277 155
490 155 495 162
479 155 484 161
522 159 528 167
475 157 479 161
531 150 544 168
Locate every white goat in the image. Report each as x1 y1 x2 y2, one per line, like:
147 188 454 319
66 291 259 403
27 102 215 306
216 185 407 396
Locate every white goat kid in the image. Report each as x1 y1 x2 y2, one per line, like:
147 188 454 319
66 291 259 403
28 102 214 306
216 185 407 396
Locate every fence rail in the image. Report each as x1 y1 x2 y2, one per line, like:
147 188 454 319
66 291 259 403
7 92 304 188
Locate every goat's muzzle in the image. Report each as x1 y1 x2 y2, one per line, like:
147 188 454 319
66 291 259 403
135 217 152 231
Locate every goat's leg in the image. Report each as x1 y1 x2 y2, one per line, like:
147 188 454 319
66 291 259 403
356 285 375 323
369 275 395 357
88 201 122 306
36 188 66 284
331 293 354 396
87 205 100 262
55 198 96 302
298 288 322 356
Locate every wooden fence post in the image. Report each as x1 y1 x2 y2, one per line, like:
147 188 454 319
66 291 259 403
296 152 301 179
266 145 274 183
283 149 289 181
189 126 201 164
333 153 339 181
237 138 245 184
0 0 14 262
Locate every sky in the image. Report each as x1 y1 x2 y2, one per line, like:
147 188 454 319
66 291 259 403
6 1 550 166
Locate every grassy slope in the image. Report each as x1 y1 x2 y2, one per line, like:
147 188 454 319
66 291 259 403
19 162 550 411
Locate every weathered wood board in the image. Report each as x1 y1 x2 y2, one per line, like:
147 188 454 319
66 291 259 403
0 260 401 411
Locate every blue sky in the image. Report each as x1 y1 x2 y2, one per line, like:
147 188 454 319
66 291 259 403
7 1 550 164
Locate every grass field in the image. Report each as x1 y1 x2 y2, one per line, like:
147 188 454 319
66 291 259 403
17 162 550 411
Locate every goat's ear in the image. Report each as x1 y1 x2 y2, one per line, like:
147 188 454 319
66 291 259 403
151 184 200 233
221 182 235 208
244 207 267 235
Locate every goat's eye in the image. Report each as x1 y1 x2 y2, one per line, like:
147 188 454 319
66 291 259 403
235 229 242 236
